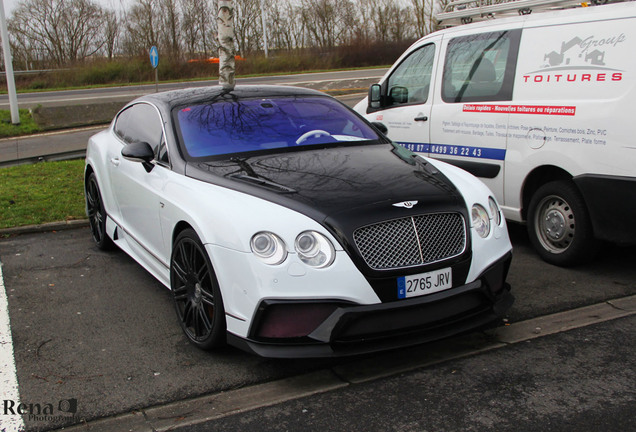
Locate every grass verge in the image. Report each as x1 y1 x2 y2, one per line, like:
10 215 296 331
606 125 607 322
0 109 42 138
0 159 86 230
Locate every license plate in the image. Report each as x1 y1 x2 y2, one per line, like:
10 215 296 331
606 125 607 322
397 267 452 299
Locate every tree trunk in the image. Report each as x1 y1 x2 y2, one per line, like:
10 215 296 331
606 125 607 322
218 0 235 90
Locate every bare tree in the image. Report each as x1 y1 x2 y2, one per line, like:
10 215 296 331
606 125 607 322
160 0 181 58
9 0 110 67
233 0 261 55
389 3 415 42
121 0 158 56
103 10 119 59
353 0 374 43
412 0 448 37
267 1 306 51
181 0 215 58
301 0 355 50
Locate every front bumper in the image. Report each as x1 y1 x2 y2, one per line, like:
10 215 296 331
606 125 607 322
227 252 513 358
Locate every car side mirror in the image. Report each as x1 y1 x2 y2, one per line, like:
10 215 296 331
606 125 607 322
369 84 382 109
371 121 388 136
389 86 409 104
122 141 155 172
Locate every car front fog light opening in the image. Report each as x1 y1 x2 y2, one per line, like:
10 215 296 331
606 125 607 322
472 204 491 238
488 196 502 226
295 231 335 268
250 232 287 265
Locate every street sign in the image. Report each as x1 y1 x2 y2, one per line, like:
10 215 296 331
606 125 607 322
149 46 159 69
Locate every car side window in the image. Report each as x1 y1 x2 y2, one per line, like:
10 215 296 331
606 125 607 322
114 103 166 160
386 43 435 107
442 30 521 103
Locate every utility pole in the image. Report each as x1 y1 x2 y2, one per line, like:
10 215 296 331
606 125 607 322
218 0 235 90
260 0 268 58
0 0 19 124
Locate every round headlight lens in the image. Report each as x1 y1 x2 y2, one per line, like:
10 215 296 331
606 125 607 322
472 204 491 238
295 231 335 268
488 196 502 226
250 232 287 265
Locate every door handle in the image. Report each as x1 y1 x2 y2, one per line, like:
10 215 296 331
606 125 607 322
110 157 120 167
414 116 428 122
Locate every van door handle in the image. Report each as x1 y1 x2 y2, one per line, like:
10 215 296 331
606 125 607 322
414 116 428 122
110 157 120 167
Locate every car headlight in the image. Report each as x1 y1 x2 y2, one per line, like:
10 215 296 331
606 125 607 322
295 231 335 268
472 204 491 238
250 232 287 265
488 196 502 226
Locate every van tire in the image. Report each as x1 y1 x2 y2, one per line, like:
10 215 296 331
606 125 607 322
527 180 598 266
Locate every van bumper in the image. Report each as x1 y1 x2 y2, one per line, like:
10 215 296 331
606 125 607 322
574 174 636 244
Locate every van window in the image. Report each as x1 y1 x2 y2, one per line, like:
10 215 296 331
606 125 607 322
442 30 520 103
385 43 435 106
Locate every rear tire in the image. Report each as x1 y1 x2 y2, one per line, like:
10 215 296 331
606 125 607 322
170 229 226 350
527 180 598 266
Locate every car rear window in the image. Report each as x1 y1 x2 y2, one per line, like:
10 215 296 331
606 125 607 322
174 96 380 158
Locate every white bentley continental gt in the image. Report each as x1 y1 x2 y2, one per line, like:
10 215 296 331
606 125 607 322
84 85 513 357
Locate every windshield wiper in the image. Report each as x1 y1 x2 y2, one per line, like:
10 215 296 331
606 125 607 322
228 157 297 193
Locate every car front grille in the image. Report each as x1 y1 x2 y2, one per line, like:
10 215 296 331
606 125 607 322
353 213 467 270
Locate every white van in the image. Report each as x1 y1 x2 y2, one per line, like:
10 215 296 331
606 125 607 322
354 2 636 266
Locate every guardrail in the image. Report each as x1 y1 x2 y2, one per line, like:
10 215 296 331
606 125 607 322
0 69 63 77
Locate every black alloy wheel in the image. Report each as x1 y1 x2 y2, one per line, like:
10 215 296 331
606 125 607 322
85 172 114 250
171 229 226 350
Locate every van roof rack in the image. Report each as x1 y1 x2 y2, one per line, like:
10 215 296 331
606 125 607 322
436 0 627 27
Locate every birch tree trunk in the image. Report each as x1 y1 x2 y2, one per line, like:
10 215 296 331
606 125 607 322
218 0 235 90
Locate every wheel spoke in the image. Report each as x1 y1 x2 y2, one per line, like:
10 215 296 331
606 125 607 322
198 306 212 333
172 285 188 301
182 302 194 328
192 304 201 336
178 242 190 273
196 262 210 282
200 288 215 308
188 242 198 274
172 260 188 285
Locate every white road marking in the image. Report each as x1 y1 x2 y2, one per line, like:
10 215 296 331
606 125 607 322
0 262 24 432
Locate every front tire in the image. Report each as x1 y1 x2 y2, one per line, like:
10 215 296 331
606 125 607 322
527 180 598 266
170 229 226 350
85 172 114 250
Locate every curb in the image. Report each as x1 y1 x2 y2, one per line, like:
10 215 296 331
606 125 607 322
0 219 89 237
53 294 636 432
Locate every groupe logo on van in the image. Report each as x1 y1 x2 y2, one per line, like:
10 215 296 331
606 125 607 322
522 72 623 83
522 33 627 84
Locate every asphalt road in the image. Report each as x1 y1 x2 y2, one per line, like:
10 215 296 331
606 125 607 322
178 316 635 432
0 69 386 109
0 223 634 431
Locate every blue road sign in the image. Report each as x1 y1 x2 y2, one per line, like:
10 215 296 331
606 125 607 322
149 46 159 69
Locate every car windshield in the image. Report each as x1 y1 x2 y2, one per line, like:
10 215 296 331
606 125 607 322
174 95 380 158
